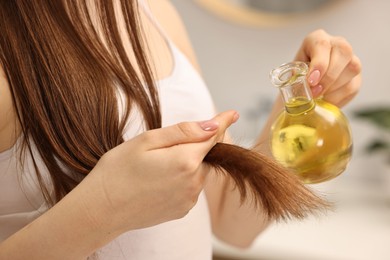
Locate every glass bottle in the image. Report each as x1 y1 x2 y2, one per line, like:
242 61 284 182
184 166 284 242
269 61 353 184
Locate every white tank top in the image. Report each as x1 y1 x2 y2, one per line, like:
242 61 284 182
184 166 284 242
0 2 216 259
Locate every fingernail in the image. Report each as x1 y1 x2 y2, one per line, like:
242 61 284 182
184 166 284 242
199 120 219 131
308 70 320 86
232 112 240 123
311 84 323 97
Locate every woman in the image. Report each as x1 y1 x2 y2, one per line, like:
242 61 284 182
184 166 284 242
0 0 361 259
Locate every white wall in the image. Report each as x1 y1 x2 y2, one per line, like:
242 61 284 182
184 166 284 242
171 1 390 259
172 0 389 141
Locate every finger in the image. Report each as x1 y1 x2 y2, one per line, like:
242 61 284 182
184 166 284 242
323 55 362 95
212 110 240 143
295 31 332 97
322 75 362 107
295 29 329 62
159 110 239 169
295 30 332 86
319 37 354 91
168 110 239 154
136 110 239 151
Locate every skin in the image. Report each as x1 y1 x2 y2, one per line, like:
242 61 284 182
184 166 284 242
0 70 20 152
0 0 362 258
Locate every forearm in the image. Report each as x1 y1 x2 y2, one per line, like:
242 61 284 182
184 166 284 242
206 174 270 248
206 97 285 248
0 175 120 259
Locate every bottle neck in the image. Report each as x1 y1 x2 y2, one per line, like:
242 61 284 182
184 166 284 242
270 62 315 115
279 77 315 114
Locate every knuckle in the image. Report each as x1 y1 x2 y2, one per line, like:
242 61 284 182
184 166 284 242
348 56 362 75
307 29 327 39
324 72 338 84
137 131 154 144
315 38 332 50
344 79 360 97
313 28 328 37
344 84 357 97
177 155 201 173
334 37 353 57
176 122 194 138
99 150 115 166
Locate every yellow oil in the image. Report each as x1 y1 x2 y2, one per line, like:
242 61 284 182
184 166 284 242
271 98 353 184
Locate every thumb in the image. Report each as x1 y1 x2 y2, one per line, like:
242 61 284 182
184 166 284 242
135 110 239 150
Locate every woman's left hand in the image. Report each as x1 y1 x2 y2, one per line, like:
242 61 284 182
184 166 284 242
294 29 362 107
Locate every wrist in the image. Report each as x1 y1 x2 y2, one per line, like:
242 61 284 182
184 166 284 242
73 170 126 237
0 177 123 259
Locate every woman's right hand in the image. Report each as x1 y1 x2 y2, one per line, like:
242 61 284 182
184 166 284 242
84 110 238 234
0 111 237 260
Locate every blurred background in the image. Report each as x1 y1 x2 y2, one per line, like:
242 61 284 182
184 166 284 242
170 0 390 259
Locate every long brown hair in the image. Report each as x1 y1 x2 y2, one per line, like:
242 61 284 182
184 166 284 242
0 0 329 221
0 0 160 205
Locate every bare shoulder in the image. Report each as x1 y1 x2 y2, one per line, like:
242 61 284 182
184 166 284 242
146 0 201 71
